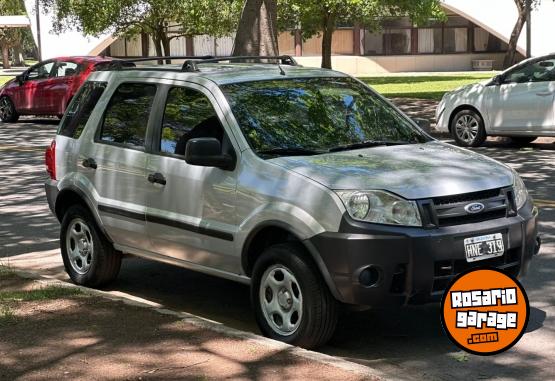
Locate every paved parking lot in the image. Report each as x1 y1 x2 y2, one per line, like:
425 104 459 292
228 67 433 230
1 118 554 380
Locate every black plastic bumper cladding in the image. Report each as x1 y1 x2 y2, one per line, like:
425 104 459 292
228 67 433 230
308 199 538 306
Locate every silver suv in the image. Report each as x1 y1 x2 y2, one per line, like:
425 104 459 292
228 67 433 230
45 56 540 348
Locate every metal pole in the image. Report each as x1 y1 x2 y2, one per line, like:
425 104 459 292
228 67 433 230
35 0 42 61
526 0 532 58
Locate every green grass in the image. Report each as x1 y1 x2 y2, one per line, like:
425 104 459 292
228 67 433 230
0 76 13 86
0 286 83 302
361 73 496 100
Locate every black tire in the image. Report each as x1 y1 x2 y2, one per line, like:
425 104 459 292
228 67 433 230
251 243 338 349
510 136 537 146
60 204 121 287
450 109 486 147
0 96 19 123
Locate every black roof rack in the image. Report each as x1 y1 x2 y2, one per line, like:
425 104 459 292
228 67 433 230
103 56 215 70
181 55 298 72
101 55 299 73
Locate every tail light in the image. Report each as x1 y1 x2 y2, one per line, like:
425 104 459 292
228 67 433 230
45 140 56 180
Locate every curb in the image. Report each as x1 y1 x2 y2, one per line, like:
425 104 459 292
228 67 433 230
6 267 386 380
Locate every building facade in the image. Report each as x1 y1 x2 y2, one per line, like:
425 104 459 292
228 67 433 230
26 0 555 74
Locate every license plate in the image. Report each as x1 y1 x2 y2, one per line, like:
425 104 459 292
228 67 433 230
464 233 505 262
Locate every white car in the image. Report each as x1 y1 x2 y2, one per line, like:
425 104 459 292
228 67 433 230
436 54 555 147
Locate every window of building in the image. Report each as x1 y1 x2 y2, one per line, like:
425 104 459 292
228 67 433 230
418 28 442 54
99 83 156 149
444 28 468 53
474 27 508 52
58 81 107 139
160 87 223 156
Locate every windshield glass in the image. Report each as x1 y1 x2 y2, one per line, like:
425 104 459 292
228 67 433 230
222 77 430 156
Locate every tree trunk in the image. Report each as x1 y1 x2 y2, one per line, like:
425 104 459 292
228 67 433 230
232 0 278 57
161 32 171 64
503 1 526 69
1 46 10 69
13 44 24 66
321 13 335 69
152 34 164 64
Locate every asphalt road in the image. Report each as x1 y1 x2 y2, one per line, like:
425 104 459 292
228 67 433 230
1 118 554 380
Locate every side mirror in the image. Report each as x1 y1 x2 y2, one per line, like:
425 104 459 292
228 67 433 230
488 75 503 86
15 74 25 85
413 117 431 131
185 138 235 170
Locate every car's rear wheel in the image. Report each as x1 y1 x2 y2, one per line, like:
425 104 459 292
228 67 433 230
60 205 121 287
510 136 537 146
451 109 486 147
0 96 19 123
251 243 338 349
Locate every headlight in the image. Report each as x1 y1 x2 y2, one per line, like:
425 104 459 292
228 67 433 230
336 190 422 227
513 173 529 210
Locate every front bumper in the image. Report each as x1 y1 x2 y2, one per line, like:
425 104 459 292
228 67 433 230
308 199 539 306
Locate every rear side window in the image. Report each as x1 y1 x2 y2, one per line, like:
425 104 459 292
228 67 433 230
99 83 157 149
58 81 107 139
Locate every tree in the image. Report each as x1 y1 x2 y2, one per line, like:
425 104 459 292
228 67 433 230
278 0 443 69
503 0 539 69
0 0 27 69
42 0 240 60
232 0 279 56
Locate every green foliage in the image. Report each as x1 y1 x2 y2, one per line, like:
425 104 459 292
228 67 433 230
0 0 27 47
278 0 444 40
41 0 241 39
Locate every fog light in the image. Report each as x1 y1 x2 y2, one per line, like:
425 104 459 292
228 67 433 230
359 266 381 287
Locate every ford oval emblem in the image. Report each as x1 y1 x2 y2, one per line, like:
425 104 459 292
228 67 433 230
464 202 485 214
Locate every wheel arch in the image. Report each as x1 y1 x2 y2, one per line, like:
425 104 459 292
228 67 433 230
241 221 342 300
448 104 484 132
54 186 113 243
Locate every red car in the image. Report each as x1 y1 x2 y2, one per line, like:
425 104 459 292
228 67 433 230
0 56 113 122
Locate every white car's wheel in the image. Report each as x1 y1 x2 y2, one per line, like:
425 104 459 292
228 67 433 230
451 109 486 147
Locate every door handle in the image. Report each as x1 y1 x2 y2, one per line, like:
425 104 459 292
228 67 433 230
536 92 553 97
147 172 166 185
82 158 97 169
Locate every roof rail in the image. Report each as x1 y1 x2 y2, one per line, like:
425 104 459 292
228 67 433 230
181 55 299 72
103 56 215 71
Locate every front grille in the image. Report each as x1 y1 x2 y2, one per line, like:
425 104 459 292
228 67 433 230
432 249 521 294
437 209 507 227
433 188 501 206
419 187 514 228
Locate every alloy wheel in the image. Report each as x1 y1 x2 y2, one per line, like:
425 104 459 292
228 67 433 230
455 114 479 144
66 218 94 275
0 98 12 121
259 264 303 336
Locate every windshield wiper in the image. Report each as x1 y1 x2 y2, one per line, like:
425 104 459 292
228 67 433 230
328 140 412 153
257 147 326 157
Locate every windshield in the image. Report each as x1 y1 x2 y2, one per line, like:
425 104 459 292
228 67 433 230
221 77 430 156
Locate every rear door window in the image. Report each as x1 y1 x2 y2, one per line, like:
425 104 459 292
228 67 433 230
99 83 157 149
58 81 107 139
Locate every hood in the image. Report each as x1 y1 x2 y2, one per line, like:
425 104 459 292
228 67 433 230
270 141 514 200
450 81 486 95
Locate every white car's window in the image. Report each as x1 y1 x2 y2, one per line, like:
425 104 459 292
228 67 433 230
504 58 555 84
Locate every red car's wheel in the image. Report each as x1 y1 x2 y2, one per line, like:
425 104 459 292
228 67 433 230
0 96 19 123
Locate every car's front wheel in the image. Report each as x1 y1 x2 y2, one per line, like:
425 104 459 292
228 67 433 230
60 205 121 287
0 96 19 123
251 243 338 349
451 109 486 147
